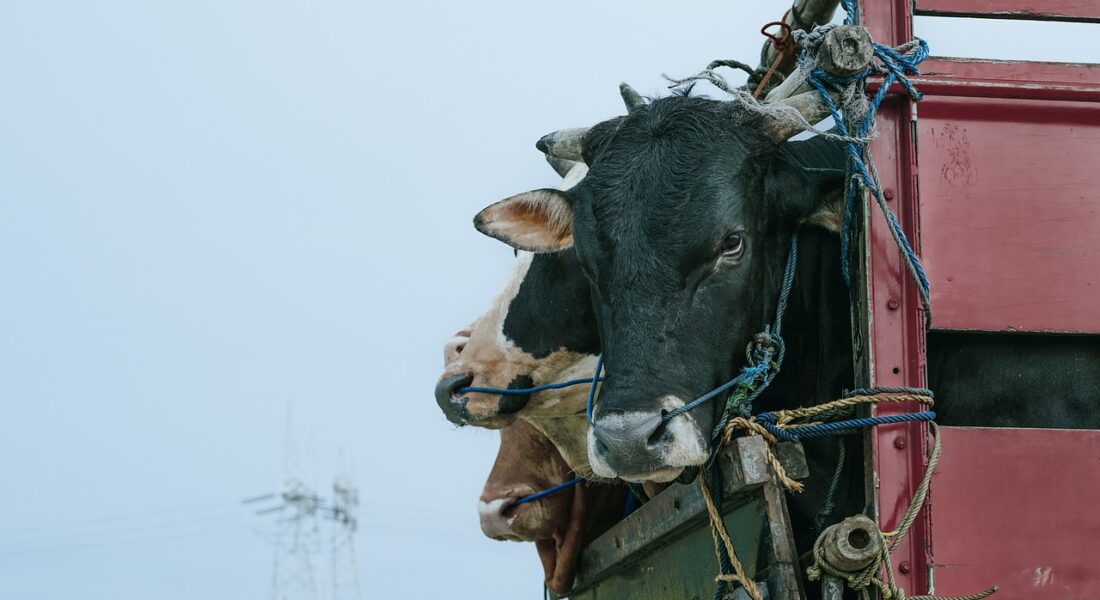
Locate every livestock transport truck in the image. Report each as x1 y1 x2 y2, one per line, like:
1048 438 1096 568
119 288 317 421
557 1 1100 598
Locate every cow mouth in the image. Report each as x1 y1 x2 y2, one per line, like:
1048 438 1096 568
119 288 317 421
619 466 685 484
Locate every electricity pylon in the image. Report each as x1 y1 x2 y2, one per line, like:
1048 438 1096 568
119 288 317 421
328 477 360 600
246 408 321 600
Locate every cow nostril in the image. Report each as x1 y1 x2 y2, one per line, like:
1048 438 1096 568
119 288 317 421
646 418 674 449
450 374 474 396
455 343 466 354
435 373 475 425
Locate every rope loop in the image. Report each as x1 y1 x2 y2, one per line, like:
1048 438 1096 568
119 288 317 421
806 423 999 600
761 16 797 56
753 10 797 98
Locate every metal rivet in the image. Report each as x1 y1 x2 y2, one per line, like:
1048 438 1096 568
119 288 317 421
887 298 900 310
894 438 907 449
899 561 912 574
884 188 895 200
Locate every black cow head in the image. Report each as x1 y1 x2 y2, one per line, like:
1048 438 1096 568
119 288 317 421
475 95 844 481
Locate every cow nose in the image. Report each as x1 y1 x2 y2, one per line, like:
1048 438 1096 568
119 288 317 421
589 396 708 481
591 411 671 454
478 492 551 541
435 373 473 425
590 410 678 477
478 497 523 541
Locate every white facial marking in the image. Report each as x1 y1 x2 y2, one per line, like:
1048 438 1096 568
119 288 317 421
478 497 522 541
658 396 708 468
586 396 708 481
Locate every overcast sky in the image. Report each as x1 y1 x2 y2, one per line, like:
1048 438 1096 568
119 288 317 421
0 2 1093 599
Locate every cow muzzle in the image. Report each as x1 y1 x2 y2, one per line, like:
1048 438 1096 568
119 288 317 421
435 373 474 425
434 373 533 427
587 395 709 482
478 489 554 541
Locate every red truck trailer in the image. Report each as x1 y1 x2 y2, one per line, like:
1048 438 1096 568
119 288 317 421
561 2 1100 598
866 0 1100 596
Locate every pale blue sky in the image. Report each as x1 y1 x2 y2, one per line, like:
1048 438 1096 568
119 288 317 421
0 2 1092 599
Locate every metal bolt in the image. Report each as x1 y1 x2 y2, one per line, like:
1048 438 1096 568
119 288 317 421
894 438 907 449
887 298 900 310
884 188 895 200
899 561 912 574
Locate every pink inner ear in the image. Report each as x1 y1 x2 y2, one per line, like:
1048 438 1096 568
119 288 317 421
475 190 574 252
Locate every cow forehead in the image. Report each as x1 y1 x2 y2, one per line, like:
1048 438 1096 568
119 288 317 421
574 168 757 283
577 124 763 253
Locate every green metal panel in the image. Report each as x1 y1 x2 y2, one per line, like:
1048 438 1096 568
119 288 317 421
568 497 765 600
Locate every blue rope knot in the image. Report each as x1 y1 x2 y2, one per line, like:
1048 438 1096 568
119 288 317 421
748 329 782 363
801 27 933 327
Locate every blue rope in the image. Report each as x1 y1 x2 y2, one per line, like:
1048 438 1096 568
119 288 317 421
623 488 638 518
814 438 846 534
801 28 933 324
512 477 584 506
585 354 605 424
755 411 936 441
840 0 856 23
456 376 604 396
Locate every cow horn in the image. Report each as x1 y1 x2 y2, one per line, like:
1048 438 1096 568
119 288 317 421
765 90 834 142
619 82 646 112
545 154 579 178
536 127 589 162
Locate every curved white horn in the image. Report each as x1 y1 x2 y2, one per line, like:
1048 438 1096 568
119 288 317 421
765 91 834 141
545 154 579 178
535 127 589 162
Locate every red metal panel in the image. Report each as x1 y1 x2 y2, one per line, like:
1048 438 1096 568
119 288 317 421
917 96 1100 333
916 0 1100 23
859 0 935 594
913 58 1100 102
930 427 1100 597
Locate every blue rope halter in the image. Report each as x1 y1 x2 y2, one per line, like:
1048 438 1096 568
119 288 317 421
455 376 603 396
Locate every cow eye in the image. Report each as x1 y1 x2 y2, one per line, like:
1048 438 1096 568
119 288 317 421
721 234 744 258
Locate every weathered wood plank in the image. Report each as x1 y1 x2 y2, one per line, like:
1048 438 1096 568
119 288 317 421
567 437 808 596
570 499 766 600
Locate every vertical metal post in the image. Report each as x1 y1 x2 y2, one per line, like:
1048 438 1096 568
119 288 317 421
853 0 934 595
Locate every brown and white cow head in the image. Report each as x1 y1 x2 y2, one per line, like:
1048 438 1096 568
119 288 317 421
435 164 599 434
479 418 626 595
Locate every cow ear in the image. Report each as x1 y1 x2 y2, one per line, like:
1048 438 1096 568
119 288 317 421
474 189 574 251
801 187 845 232
768 137 847 232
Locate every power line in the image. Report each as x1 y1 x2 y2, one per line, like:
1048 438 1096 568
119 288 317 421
0 512 252 549
0 502 238 536
0 521 264 558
